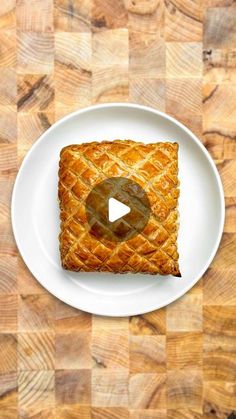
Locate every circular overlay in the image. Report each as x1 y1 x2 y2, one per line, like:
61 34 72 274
85 177 151 242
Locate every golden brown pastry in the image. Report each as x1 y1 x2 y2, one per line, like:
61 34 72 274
58 140 181 276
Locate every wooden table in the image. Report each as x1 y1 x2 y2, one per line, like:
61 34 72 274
0 0 236 417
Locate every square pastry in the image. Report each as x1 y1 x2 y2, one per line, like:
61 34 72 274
58 140 181 276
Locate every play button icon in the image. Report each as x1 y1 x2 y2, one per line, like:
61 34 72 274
85 177 151 242
108 198 130 222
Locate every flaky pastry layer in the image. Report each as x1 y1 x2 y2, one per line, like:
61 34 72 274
58 140 181 276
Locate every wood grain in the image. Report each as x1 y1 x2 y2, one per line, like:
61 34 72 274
16 0 53 32
92 329 129 369
17 32 54 74
130 336 166 373
0 334 17 373
203 7 236 48
92 371 129 407
0 30 16 67
17 74 54 112
0 372 17 418
18 332 55 370
166 43 202 79
92 407 128 419
127 0 164 35
56 331 91 369
167 370 202 410
18 294 56 332
129 373 166 409
130 309 166 335
165 0 203 42
54 0 91 32
0 0 16 30
167 291 203 332
18 371 55 418
167 333 202 370
56 369 91 405
0 0 236 416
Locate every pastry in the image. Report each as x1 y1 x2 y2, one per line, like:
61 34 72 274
58 140 181 276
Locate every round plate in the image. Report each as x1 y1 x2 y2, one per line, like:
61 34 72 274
12 103 225 316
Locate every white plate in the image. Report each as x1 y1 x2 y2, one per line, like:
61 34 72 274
12 103 225 316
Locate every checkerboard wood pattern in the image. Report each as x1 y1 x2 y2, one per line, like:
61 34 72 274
0 0 236 417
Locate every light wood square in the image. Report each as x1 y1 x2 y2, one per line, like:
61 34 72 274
17 32 54 74
18 294 56 332
56 331 92 369
166 79 202 119
92 407 129 419
203 83 236 122
224 198 236 234
203 49 236 84
127 0 164 35
167 332 202 370
203 267 236 305
203 8 236 48
0 372 17 417
56 370 91 405
210 233 236 271
203 381 236 416
219 161 236 197
0 109 16 143
167 370 202 410
17 112 54 154
55 32 91 71
55 68 91 117
130 410 167 419
202 121 224 161
56 405 91 419
129 79 165 111
0 295 17 332
18 332 55 370
92 29 128 68
129 373 166 409
130 308 166 335
167 409 202 418
165 0 202 42
0 0 15 30
166 43 202 78
92 370 129 407
16 0 53 32
54 0 91 32
129 32 165 78
0 68 16 107
17 256 46 294
167 293 202 332
0 30 16 67
92 0 128 31
17 74 54 112
56 300 91 332
19 371 55 417
92 329 128 369
0 254 17 294
0 334 17 373
203 306 236 336
92 67 128 104
92 315 128 331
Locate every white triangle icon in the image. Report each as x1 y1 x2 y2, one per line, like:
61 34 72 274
108 198 130 222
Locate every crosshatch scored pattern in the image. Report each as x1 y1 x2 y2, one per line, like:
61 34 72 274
0 0 236 418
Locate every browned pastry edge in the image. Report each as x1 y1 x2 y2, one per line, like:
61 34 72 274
58 140 181 277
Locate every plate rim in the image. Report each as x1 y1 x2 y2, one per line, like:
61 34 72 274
11 102 225 316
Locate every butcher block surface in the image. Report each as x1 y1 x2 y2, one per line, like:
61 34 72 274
0 0 236 417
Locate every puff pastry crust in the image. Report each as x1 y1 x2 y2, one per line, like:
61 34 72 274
58 140 181 276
